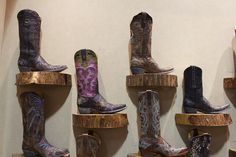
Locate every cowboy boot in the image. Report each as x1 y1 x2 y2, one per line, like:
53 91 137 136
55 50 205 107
188 129 212 157
138 90 188 157
19 92 69 157
183 66 229 113
76 131 101 157
74 49 126 114
17 9 67 72
130 12 173 74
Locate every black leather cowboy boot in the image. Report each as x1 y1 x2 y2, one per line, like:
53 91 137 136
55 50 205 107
130 12 173 74
183 66 229 113
19 92 69 157
17 9 67 72
138 90 188 157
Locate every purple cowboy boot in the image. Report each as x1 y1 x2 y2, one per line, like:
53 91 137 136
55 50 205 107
19 92 69 157
17 9 67 72
74 49 126 114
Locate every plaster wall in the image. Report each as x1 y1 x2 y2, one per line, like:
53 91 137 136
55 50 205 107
1 0 236 156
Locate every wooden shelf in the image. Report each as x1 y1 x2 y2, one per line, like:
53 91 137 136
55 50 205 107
126 74 177 87
16 72 71 86
12 154 69 157
73 113 128 129
127 153 161 157
224 78 236 89
175 113 232 126
229 148 236 157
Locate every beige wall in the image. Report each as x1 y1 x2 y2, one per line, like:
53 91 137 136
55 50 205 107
1 0 236 156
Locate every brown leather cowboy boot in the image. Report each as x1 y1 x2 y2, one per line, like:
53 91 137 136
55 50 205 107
130 12 173 74
17 9 67 72
138 90 188 157
19 92 69 157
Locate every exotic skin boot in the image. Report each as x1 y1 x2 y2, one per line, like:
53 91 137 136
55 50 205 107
183 66 229 113
130 12 173 74
188 129 212 157
138 90 188 157
17 9 67 72
74 49 126 114
76 131 101 157
19 92 69 157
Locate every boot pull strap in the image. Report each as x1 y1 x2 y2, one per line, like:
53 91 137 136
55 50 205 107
81 49 87 62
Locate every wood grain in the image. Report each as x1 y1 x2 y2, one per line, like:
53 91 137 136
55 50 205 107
126 74 177 87
73 113 128 129
224 78 236 89
175 113 232 126
16 72 71 86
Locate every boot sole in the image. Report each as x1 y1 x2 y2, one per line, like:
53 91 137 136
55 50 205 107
79 106 127 114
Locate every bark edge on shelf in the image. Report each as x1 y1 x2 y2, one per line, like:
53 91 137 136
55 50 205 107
224 78 236 89
126 74 177 87
16 72 71 86
73 113 128 129
175 113 232 126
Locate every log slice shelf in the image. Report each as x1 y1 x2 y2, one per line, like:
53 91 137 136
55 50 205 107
229 148 236 157
73 113 128 128
175 113 232 126
16 72 71 86
12 154 69 157
224 78 236 89
126 74 177 87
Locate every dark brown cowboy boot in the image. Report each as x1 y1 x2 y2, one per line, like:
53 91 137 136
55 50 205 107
19 92 69 157
130 12 173 74
75 131 101 157
17 9 67 72
138 90 188 157
188 129 212 157
74 49 126 114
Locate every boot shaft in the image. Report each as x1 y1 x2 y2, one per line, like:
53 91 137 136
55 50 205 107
138 90 160 138
17 9 41 57
74 49 99 98
19 92 45 144
130 12 152 58
184 66 203 101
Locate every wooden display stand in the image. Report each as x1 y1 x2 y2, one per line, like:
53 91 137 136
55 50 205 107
175 113 232 126
224 78 236 89
16 72 71 86
73 113 128 129
126 74 177 87
229 148 236 157
12 154 69 157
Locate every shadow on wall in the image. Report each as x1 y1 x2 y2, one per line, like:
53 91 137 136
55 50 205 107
126 86 176 137
4 0 16 30
73 128 128 157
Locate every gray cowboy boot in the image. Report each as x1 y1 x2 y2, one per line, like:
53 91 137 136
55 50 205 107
74 49 126 114
19 92 69 157
130 12 173 74
76 131 101 157
138 90 188 157
17 9 67 72
188 129 212 157
183 66 229 113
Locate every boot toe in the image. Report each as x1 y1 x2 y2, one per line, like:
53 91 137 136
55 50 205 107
51 65 67 72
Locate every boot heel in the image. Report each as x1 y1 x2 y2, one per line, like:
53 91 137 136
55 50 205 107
79 107 92 114
130 66 145 74
19 66 32 72
140 149 157 157
184 106 198 113
23 149 40 157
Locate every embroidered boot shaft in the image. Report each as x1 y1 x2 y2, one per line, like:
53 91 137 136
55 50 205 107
183 66 229 113
130 12 173 74
75 49 126 114
17 9 67 72
19 92 69 157
138 90 188 157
